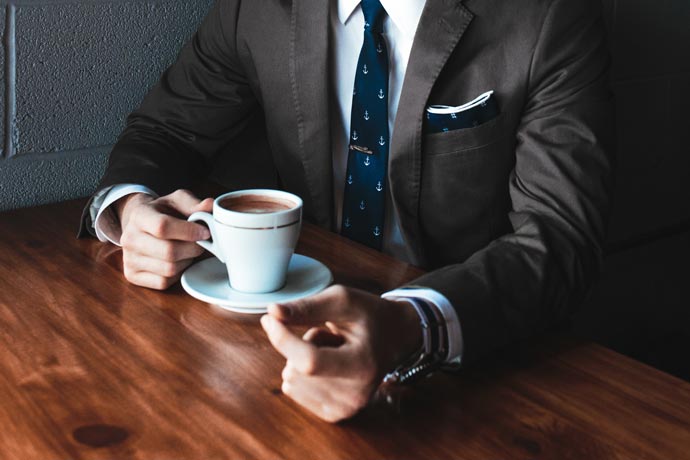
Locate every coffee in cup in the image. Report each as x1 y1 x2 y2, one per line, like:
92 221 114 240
188 189 303 294
218 194 295 214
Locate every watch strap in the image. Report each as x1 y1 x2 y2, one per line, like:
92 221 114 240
383 298 449 384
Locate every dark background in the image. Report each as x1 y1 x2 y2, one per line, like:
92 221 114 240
573 0 690 381
0 0 688 379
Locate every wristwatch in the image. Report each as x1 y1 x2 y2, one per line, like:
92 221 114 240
383 298 448 384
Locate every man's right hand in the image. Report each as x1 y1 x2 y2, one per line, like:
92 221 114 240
116 189 214 290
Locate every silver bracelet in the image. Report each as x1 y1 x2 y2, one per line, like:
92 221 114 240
383 298 447 384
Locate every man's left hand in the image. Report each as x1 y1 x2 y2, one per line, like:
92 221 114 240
260 285 422 423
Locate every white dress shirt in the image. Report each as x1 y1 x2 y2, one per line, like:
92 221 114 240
91 0 463 365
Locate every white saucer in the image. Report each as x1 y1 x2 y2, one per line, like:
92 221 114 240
181 254 333 314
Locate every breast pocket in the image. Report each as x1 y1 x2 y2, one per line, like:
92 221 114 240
419 111 514 265
423 112 508 158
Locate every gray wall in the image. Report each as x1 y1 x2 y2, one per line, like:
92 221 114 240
0 0 212 211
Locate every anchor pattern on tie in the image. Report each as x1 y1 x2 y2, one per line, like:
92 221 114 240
341 0 389 249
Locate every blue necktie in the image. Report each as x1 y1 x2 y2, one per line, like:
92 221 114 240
341 0 389 250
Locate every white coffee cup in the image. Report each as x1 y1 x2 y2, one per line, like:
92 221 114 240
188 189 303 294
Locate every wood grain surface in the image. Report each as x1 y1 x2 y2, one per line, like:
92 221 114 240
0 199 689 460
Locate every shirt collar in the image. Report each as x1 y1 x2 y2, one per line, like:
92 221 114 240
337 0 426 40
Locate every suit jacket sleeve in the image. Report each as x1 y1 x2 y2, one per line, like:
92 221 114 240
80 0 255 235
411 0 615 364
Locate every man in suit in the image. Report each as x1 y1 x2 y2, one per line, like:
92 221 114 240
83 0 614 422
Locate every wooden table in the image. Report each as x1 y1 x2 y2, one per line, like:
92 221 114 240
1 199 689 459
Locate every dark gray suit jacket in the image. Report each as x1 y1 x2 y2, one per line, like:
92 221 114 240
85 0 615 364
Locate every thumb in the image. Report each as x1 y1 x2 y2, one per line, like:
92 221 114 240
302 326 345 347
268 286 355 325
193 197 214 213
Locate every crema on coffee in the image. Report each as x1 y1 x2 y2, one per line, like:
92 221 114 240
219 195 296 214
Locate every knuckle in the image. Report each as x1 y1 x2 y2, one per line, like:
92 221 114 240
300 362 315 376
281 381 292 396
350 393 369 411
299 353 319 376
338 407 359 421
161 262 178 278
123 265 136 282
322 406 345 423
153 276 169 291
123 258 138 276
120 231 131 248
120 228 139 249
332 285 347 297
151 216 169 238
161 242 177 261
172 188 190 198
332 285 351 304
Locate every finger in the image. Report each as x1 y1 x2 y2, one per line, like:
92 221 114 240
123 270 179 291
261 315 315 363
261 315 348 375
122 231 205 262
282 363 375 406
268 285 357 325
160 189 206 216
261 315 351 376
302 327 345 348
325 321 346 336
140 213 211 242
123 253 195 278
280 369 361 423
281 380 343 423
193 197 214 213
131 202 210 241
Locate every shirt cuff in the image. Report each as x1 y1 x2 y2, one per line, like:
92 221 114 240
382 287 463 366
91 184 158 246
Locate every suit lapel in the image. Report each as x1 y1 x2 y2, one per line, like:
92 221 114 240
389 0 474 265
289 0 333 228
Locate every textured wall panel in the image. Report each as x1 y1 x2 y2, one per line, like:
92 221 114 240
0 148 109 211
14 0 211 154
0 6 6 157
612 0 690 80
607 75 690 245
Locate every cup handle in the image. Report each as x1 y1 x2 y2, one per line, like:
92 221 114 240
188 212 226 263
